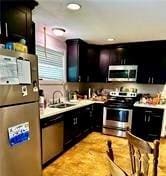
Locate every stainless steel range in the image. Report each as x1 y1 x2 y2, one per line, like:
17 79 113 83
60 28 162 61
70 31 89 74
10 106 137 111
103 91 137 137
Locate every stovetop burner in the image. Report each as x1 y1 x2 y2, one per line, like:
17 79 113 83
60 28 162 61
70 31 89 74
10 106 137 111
104 91 137 108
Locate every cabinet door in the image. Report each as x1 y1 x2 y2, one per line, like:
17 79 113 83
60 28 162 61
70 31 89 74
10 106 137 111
79 41 88 82
145 109 163 141
64 111 74 146
80 106 92 134
0 3 5 43
131 107 146 139
66 39 88 82
99 49 110 82
152 48 166 84
72 110 82 139
66 40 79 82
87 45 100 82
136 44 166 84
4 4 31 42
136 47 154 84
109 48 122 65
93 104 103 132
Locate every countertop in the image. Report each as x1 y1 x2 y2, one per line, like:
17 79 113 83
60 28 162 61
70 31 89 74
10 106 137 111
134 102 166 109
40 100 105 119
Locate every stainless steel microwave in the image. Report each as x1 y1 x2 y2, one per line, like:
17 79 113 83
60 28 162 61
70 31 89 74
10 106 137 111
108 65 138 82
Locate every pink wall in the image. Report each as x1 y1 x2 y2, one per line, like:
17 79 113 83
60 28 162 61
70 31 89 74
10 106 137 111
35 23 67 101
35 23 66 52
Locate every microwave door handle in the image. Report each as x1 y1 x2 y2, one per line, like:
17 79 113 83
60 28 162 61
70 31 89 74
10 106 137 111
128 70 130 80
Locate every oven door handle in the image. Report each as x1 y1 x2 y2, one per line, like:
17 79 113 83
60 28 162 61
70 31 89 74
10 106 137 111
104 106 132 112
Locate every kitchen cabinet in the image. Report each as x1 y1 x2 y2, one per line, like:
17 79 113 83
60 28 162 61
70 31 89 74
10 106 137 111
131 107 163 141
64 109 81 148
98 46 138 82
64 105 94 149
66 38 166 84
87 45 100 82
66 39 87 82
0 1 37 54
92 104 103 132
99 48 110 82
136 43 166 84
80 105 93 134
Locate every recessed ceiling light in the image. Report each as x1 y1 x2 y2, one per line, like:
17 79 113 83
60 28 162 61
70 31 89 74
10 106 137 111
107 38 114 41
67 3 81 10
52 28 65 36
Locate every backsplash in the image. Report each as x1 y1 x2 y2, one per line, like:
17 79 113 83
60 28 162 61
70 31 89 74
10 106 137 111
40 82 166 102
39 82 80 101
81 82 166 94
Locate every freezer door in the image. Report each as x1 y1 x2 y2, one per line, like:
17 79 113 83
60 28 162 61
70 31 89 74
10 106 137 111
0 102 41 176
0 49 39 107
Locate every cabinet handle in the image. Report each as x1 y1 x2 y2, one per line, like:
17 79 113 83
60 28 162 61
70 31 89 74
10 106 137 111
152 77 154 84
0 21 1 35
78 76 81 82
148 77 151 84
145 110 152 113
148 115 151 122
124 59 126 64
5 22 8 37
145 114 147 122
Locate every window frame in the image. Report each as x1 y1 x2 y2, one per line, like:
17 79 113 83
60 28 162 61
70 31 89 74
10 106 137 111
36 45 66 84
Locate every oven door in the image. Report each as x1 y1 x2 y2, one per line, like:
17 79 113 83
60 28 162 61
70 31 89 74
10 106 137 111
103 106 132 129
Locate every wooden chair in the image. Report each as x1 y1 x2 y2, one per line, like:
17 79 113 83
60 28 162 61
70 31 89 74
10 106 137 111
126 131 160 176
107 140 128 176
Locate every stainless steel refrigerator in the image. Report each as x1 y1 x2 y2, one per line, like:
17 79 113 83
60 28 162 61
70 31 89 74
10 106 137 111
0 49 42 176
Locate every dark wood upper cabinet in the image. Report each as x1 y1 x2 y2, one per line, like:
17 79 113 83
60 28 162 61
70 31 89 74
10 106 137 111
87 45 100 82
66 39 166 84
0 1 38 54
66 39 87 82
99 49 110 82
136 43 166 84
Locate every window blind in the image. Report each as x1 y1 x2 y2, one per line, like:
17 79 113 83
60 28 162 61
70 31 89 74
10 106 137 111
36 45 64 81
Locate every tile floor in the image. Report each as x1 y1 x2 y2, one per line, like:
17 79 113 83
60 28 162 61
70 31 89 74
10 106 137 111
43 132 166 176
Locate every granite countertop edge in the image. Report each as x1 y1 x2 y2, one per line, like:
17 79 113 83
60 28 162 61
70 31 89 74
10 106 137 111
40 100 104 119
134 102 166 109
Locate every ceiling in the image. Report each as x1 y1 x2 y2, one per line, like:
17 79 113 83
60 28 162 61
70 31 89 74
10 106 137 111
32 0 166 45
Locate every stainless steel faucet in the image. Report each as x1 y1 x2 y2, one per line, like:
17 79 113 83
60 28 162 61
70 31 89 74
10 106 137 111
52 90 63 104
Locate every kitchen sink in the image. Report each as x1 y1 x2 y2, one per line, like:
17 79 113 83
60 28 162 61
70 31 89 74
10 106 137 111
49 103 76 108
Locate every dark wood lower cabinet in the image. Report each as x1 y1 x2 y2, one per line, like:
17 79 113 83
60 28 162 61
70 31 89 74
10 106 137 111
64 104 104 149
131 107 163 142
92 104 104 132
64 105 95 149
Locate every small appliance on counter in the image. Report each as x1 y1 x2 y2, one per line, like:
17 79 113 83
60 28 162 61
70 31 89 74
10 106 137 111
103 90 137 137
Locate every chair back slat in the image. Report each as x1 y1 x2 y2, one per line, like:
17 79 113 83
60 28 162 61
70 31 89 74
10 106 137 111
107 140 128 176
126 131 160 176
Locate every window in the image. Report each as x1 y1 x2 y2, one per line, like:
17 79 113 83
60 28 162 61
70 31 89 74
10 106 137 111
36 45 64 81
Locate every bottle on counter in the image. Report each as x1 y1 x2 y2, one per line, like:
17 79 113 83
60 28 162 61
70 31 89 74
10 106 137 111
39 89 46 110
88 88 91 99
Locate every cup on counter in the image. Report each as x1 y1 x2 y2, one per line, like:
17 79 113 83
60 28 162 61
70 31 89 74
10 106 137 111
5 42 14 50
0 44 5 49
84 95 88 99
